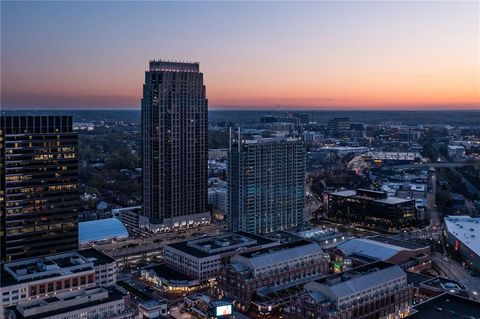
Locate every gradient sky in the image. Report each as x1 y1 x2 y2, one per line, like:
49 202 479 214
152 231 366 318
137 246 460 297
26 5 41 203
1 1 479 110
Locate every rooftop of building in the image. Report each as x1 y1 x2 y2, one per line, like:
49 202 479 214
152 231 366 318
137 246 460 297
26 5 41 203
421 276 467 291
148 60 199 72
143 264 194 282
166 231 277 258
447 145 466 149
292 226 347 243
77 248 115 266
1 249 113 287
368 235 428 250
406 271 470 298
239 239 317 258
374 197 414 204
444 215 480 259
329 189 357 197
364 151 422 161
256 273 327 298
79 218 129 244
233 240 324 271
407 293 480 318
242 136 302 145
406 271 433 287
6 287 125 319
330 189 414 205
318 146 369 151
139 300 167 310
336 237 427 261
311 261 406 299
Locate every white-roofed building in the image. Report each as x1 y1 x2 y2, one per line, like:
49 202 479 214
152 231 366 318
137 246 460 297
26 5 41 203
79 218 129 245
447 145 466 159
218 240 329 306
333 236 431 272
445 215 480 272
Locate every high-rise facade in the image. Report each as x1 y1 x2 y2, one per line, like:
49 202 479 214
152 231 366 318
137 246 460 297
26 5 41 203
228 133 305 234
0 115 79 261
327 117 350 138
141 60 209 231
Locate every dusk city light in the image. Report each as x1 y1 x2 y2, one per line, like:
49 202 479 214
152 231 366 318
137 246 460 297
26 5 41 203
0 1 479 319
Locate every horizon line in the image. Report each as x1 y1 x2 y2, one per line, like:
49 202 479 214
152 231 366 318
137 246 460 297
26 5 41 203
1 107 479 112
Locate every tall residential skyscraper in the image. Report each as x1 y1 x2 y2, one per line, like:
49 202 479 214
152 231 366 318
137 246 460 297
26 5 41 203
228 132 306 234
0 116 79 261
141 60 209 231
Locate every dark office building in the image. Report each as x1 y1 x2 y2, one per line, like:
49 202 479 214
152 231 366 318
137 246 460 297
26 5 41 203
0 116 79 261
327 117 350 138
228 133 305 234
292 112 310 124
141 60 209 232
327 189 416 230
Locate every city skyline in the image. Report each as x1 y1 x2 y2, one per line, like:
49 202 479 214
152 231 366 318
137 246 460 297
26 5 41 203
2 1 479 110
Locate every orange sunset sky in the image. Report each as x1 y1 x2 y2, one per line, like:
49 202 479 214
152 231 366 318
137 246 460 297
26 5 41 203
1 1 479 110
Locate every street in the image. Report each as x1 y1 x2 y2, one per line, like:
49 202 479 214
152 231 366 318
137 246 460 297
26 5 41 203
170 306 193 319
432 253 480 301
428 172 440 228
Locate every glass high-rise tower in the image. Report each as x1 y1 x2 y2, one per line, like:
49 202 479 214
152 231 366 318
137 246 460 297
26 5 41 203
141 60 209 231
0 115 79 261
228 132 306 234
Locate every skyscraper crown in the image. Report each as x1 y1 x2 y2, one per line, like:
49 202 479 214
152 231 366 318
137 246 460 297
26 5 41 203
149 60 199 72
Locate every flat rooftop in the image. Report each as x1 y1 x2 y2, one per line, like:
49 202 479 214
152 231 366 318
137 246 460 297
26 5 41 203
314 261 398 286
406 271 433 287
407 293 480 318
1 252 94 287
336 236 428 261
143 264 193 282
77 248 115 266
329 190 357 197
1 249 112 287
6 288 125 319
365 151 421 161
375 197 414 204
166 231 277 258
319 146 369 152
234 240 324 271
421 277 466 290
444 215 480 259
243 136 301 145
368 235 428 250
240 239 315 259
311 261 405 299
330 189 414 205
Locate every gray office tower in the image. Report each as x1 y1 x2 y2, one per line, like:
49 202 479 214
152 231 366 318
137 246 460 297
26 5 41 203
0 116 79 261
141 60 209 232
228 132 306 234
